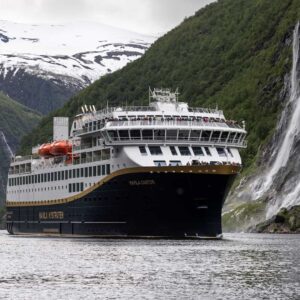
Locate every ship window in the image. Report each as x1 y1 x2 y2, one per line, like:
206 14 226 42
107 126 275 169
73 183 76 192
102 165 106 175
93 166 97 176
26 176 28 185
204 147 212 156
108 131 117 140
192 147 204 156
65 170 68 180
212 131 221 141
51 173 54 182
54 172 57 181
149 146 162 155
69 170 72 179
119 130 129 140
76 183 80 192
102 149 110 160
190 130 200 140
201 131 211 141
154 130 165 140
220 131 229 142
130 130 141 140
235 133 241 142
178 146 191 156
28 176 31 185
106 164 110 174
169 160 182 166
216 147 227 157
81 182 84 191
58 172 61 181
85 167 88 177
139 146 147 155
77 169 80 178
142 130 153 140
89 167 92 177
81 168 84 177
62 171 65 180
47 173 50 182
170 146 178 155
227 148 234 157
73 169 76 178
166 130 177 140
228 132 235 143
154 160 167 166
97 165 101 176
178 130 189 140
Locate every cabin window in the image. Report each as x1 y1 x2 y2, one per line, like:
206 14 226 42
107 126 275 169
62 171 65 180
227 148 234 157
106 164 110 174
212 131 221 141
192 146 204 156
76 169 80 178
102 165 106 175
149 146 162 155
85 167 88 178
80 168 84 177
216 147 227 157
204 147 212 156
220 131 229 142
81 182 84 191
170 146 178 155
228 132 236 143
154 160 167 166
93 166 97 176
139 146 147 155
89 167 92 177
169 160 182 166
65 170 68 180
97 165 101 176
178 146 191 156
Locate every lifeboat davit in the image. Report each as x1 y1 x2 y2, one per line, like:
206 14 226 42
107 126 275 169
38 143 52 157
49 140 72 156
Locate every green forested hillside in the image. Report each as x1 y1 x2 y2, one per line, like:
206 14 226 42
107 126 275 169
0 92 41 203
19 0 300 171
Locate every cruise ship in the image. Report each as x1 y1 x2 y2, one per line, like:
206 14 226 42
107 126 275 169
6 88 247 238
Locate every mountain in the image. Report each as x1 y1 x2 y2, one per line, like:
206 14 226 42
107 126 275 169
0 20 155 114
16 0 300 231
0 92 41 204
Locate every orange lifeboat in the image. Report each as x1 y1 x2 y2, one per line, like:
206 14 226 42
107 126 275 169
49 140 72 156
38 143 52 157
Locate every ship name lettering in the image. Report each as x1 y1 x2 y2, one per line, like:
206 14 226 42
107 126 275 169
129 179 155 186
39 211 64 220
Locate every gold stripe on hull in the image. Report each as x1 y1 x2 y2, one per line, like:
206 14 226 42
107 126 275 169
6 164 240 207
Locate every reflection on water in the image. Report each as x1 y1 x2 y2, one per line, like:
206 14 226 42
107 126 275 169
0 232 299 299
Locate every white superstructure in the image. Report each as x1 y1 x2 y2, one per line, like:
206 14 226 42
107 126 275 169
6 88 247 205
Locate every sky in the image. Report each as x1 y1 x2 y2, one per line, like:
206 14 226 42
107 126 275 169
0 0 216 35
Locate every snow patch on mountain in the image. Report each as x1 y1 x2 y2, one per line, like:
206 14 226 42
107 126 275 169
0 20 156 85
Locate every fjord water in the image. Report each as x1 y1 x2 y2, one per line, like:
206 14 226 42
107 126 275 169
0 231 299 299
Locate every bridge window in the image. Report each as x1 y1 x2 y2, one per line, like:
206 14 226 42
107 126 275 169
220 131 229 142
201 131 211 141
149 146 162 155
119 130 129 140
192 146 204 156
154 130 165 140
178 130 189 140
178 146 191 156
166 130 177 140
130 130 141 140
212 131 221 141
142 130 153 140
190 130 200 140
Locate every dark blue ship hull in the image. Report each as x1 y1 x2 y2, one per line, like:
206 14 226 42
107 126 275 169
6 165 238 238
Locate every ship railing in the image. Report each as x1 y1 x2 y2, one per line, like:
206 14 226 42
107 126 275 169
104 136 247 148
105 119 243 129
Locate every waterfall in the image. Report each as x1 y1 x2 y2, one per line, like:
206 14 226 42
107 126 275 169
250 22 300 215
0 131 13 159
